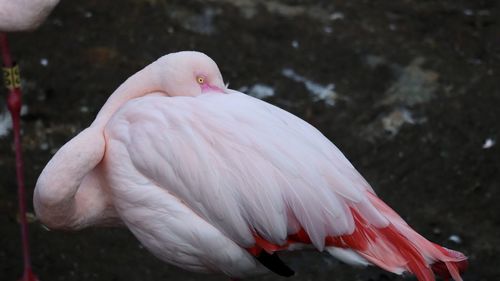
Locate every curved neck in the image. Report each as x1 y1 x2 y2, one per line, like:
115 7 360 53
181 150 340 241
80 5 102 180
34 60 162 229
34 127 105 228
91 62 163 129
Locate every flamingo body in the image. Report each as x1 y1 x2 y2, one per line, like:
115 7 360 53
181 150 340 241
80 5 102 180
0 0 59 32
102 91 368 276
34 51 467 280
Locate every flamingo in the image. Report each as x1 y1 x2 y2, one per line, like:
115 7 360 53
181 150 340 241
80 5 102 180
34 51 467 280
0 0 59 32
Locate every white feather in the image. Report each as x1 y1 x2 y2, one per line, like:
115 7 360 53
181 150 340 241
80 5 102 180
326 247 371 267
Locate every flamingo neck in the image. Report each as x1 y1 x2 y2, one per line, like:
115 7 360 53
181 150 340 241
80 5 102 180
91 63 162 129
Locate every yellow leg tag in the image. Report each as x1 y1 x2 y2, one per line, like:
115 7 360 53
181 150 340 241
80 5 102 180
2 65 21 90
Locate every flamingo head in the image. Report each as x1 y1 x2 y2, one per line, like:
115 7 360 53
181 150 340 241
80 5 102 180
155 51 227 97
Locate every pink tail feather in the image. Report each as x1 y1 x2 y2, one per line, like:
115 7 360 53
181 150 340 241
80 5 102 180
346 192 468 281
247 190 467 281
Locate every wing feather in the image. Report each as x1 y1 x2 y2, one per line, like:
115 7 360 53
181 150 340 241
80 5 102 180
115 91 388 249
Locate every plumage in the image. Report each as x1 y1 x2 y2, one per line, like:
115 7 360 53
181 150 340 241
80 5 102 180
0 0 59 32
34 51 467 280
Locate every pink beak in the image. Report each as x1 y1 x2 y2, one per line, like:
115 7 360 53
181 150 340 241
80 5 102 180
201 83 226 94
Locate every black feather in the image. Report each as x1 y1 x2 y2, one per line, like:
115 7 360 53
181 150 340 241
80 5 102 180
255 251 295 277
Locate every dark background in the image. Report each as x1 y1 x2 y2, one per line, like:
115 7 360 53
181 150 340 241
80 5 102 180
1 0 499 280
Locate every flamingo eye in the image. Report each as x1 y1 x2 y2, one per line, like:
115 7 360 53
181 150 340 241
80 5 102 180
197 76 205 84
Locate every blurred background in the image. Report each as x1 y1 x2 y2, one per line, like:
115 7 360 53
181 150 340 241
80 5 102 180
0 0 498 280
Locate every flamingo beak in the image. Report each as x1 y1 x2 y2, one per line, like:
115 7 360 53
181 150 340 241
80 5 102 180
201 83 227 94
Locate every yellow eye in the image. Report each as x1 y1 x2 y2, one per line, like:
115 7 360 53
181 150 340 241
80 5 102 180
197 76 205 84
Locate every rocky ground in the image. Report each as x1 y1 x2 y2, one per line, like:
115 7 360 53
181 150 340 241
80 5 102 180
1 0 499 280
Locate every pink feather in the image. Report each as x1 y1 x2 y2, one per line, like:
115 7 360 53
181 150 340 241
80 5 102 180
34 51 467 280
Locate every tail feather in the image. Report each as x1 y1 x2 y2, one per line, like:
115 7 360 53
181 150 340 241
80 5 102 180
247 190 467 281
335 191 468 281
376 225 435 281
431 247 468 281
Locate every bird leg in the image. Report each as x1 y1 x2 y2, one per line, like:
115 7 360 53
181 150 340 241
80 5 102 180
1 33 39 281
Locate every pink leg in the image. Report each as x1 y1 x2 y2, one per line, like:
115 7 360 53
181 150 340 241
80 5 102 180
1 33 39 281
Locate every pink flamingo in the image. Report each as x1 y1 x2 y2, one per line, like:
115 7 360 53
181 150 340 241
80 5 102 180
34 51 467 281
